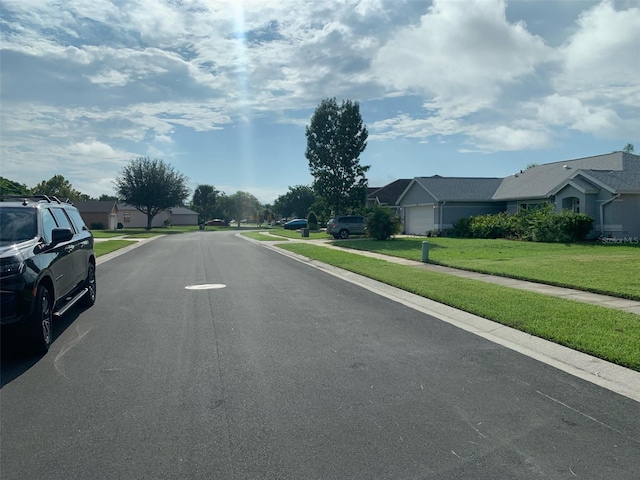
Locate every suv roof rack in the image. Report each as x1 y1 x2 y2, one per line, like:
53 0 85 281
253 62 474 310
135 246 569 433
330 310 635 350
0 195 64 204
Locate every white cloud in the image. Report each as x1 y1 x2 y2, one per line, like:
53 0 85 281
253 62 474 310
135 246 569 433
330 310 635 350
371 0 552 118
557 0 640 93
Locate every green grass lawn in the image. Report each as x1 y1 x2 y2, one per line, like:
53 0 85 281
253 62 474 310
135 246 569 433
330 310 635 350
266 229 329 240
94 240 137 256
334 237 640 300
279 243 640 371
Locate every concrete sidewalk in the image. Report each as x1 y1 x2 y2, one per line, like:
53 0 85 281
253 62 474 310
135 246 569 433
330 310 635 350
262 233 640 316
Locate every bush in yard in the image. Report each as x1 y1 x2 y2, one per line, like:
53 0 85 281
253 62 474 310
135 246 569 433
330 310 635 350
452 216 472 237
307 211 319 230
452 204 594 242
90 222 104 230
366 207 402 240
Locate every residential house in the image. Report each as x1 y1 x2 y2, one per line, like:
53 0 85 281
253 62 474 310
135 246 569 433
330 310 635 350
395 152 640 238
118 204 199 228
367 179 412 218
75 201 119 230
169 206 199 226
397 177 504 235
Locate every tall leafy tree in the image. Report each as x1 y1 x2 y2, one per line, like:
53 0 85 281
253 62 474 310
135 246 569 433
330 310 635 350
190 184 220 222
98 194 119 201
273 185 316 219
222 191 261 227
31 174 87 201
114 157 190 230
305 98 369 215
0 177 30 196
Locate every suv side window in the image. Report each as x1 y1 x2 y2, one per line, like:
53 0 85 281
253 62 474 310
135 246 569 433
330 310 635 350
50 208 73 231
66 208 87 233
41 208 58 243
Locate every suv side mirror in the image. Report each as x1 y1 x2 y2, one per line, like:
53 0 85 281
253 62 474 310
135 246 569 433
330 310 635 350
51 228 73 245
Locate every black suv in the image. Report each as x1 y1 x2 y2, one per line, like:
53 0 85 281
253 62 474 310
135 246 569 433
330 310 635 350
0 195 96 353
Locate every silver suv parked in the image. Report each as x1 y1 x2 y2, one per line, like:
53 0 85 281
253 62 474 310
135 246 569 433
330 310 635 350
326 215 366 239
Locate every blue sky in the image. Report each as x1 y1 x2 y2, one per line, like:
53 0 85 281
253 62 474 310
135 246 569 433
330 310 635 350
1 0 638 203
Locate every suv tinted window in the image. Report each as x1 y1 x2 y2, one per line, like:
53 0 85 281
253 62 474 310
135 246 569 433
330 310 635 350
66 208 87 233
50 207 72 230
41 208 57 243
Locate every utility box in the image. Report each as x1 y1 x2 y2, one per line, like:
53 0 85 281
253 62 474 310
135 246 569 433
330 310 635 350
301 228 310 238
421 241 429 262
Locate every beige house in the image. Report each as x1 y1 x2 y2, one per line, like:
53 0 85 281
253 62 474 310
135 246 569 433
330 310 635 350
76 201 198 229
75 201 119 230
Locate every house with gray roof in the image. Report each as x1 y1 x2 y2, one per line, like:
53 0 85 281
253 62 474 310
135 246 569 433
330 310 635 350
367 179 412 216
395 151 640 238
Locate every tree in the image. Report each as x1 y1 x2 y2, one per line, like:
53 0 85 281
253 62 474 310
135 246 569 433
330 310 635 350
190 184 220 223
222 191 261 227
114 157 190 230
305 98 369 215
0 177 30 196
273 185 316 219
98 194 119 202
31 175 86 201
622 143 634 153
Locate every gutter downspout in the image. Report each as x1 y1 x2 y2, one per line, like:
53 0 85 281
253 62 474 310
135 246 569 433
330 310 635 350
598 193 620 236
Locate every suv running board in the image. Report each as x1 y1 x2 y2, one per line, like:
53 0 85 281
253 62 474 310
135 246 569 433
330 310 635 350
54 288 88 317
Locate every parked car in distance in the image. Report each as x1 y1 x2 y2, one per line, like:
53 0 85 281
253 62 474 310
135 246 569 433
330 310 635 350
205 218 228 226
283 218 308 230
0 195 97 353
326 215 366 239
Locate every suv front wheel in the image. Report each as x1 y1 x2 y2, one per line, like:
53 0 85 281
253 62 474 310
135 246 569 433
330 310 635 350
81 262 97 308
28 286 53 353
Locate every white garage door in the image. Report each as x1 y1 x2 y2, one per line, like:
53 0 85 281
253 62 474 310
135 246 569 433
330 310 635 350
404 205 435 235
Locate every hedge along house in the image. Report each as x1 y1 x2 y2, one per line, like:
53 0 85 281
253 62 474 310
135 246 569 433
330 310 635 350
75 201 119 230
396 151 640 238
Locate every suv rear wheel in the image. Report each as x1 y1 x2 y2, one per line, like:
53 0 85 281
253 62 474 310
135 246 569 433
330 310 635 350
28 286 53 353
339 229 349 239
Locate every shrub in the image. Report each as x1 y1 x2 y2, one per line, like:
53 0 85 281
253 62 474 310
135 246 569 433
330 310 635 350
307 211 319 230
452 204 594 243
90 222 104 230
366 207 402 241
117 222 124 229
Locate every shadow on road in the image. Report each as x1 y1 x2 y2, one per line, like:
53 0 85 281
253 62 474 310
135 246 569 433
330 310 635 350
1 308 83 388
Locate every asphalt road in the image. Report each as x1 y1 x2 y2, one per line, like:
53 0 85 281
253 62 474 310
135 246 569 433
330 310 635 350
2 231 639 479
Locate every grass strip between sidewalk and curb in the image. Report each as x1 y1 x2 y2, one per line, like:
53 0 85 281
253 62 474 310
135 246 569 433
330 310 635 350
95 240 137 256
279 243 640 372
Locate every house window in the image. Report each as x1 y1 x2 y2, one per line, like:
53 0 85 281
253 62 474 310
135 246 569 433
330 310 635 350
518 202 545 212
124 212 131 223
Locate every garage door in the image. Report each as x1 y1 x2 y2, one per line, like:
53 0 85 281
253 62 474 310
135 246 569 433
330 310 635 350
404 205 435 235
